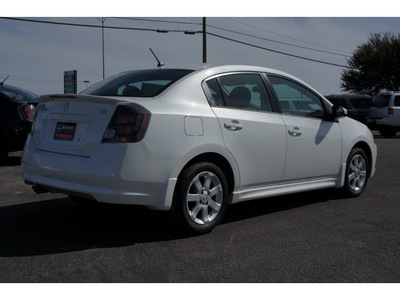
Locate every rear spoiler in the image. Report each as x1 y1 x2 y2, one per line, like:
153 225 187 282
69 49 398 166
39 94 130 105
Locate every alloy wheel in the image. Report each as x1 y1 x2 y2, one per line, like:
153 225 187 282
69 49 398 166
348 154 367 193
185 171 223 225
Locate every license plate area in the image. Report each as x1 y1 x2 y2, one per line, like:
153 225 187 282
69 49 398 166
54 122 76 141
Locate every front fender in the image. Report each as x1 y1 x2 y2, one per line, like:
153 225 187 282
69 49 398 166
339 117 377 178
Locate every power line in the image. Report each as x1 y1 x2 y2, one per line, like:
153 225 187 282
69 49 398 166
225 17 352 56
0 17 199 34
111 16 350 57
207 32 349 68
206 23 348 57
110 17 202 26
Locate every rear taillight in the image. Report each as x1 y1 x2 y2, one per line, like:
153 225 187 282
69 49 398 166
388 107 394 116
17 104 36 122
102 104 151 143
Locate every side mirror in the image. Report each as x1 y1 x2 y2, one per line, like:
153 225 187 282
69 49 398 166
328 105 347 120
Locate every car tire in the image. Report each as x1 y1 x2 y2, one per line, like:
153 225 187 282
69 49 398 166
342 147 369 197
379 127 398 138
171 162 229 234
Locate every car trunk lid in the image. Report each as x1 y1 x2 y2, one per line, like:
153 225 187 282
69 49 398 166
32 94 129 157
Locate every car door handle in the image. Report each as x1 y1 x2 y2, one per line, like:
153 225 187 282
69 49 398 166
224 121 244 131
288 127 302 137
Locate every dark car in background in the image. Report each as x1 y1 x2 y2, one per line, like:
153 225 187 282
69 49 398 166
325 94 372 125
0 84 38 160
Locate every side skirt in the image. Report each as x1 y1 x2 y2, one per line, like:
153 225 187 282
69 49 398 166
231 177 338 204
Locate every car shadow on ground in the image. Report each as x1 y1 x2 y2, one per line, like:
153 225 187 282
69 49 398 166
0 189 344 257
222 188 343 225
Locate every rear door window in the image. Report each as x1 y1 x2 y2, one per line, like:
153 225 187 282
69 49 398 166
204 73 273 112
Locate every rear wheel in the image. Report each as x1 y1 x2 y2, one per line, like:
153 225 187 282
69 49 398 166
342 148 369 197
171 162 228 234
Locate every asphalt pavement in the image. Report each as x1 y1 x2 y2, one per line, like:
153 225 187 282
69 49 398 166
0 134 399 283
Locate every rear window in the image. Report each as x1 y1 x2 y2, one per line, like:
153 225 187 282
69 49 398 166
81 69 194 97
372 94 390 107
0 86 38 103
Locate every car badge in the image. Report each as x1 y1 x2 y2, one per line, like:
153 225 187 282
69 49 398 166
63 102 70 112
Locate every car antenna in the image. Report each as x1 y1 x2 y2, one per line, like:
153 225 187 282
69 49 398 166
149 48 165 68
0 76 9 86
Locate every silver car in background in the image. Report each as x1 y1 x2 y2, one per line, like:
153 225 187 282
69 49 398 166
22 65 377 233
367 92 400 137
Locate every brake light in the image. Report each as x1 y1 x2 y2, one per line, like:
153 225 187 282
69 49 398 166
102 104 151 143
388 107 394 116
17 104 36 122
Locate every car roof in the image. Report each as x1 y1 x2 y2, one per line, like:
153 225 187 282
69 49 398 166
195 64 295 77
98 64 319 96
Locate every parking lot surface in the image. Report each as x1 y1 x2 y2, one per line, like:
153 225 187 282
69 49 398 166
0 134 399 283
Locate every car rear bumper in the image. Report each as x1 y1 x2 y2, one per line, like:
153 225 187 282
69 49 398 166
21 135 179 210
367 117 400 129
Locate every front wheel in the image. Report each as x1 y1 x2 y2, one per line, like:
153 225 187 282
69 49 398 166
171 162 229 234
342 148 369 197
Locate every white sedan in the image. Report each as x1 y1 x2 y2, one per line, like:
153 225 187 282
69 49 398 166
22 65 377 233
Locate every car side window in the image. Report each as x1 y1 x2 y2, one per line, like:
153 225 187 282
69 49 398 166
204 78 224 106
205 74 273 112
394 96 400 107
268 75 325 119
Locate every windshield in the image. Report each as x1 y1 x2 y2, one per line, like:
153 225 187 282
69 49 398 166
350 97 372 109
81 69 194 97
372 94 390 107
0 85 38 103
328 98 348 108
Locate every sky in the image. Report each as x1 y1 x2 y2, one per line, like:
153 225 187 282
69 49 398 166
1 1 400 96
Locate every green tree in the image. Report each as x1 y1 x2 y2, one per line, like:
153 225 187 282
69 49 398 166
341 32 400 95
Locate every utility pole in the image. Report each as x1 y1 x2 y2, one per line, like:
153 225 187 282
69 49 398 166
97 17 107 79
203 17 207 64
